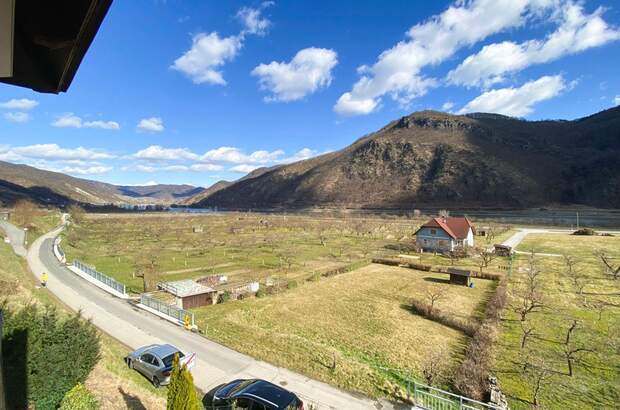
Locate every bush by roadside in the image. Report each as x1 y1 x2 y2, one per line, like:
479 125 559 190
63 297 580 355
1 303 100 410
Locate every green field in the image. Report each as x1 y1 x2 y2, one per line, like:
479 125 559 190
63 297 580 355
495 233 620 409
63 213 428 293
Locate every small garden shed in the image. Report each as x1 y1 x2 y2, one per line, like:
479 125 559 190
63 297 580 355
447 268 472 286
159 279 217 309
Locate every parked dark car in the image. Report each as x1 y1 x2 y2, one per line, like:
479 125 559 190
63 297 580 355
204 379 304 410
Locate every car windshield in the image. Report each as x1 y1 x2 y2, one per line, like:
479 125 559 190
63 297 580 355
162 351 184 368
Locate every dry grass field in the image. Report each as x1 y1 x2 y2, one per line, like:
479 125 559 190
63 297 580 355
195 263 496 398
494 233 620 409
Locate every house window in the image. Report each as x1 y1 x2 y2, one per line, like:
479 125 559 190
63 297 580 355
424 239 428 244
430 229 437 235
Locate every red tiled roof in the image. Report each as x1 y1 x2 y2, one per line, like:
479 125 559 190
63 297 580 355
418 216 474 240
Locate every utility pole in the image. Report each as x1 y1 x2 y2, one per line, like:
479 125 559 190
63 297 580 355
576 212 580 229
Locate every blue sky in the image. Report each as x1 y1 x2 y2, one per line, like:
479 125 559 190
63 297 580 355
1 0 619 187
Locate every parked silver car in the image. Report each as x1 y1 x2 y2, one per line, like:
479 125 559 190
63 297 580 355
125 344 196 387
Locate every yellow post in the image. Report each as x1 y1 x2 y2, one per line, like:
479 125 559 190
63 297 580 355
183 314 191 330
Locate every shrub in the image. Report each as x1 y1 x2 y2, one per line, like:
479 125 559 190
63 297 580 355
287 280 298 290
408 299 476 336
255 288 266 298
307 272 321 282
372 257 401 266
403 263 432 271
59 384 99 410
167 354 201 410
471 271 501 281
573 228 597 236
218 290 231 303
453 276 509 400
2 303 100 410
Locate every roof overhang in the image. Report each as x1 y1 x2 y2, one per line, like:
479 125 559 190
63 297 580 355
0 0 113 94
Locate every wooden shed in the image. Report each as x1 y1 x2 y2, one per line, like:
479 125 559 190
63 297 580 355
494 244 513 257
159 279 217 309
447 268 472 286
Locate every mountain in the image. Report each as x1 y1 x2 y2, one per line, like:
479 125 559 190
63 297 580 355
189 107 620 209
0 161 205 207
178 180 232 205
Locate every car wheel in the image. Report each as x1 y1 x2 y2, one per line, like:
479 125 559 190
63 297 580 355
152 376 161 388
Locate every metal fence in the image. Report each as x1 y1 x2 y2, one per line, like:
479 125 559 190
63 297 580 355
72 259 126 295
140 293 194 327
55 237 65 259
375 367 503 410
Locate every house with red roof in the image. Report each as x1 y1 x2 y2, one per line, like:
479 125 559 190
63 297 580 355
414 216 475 252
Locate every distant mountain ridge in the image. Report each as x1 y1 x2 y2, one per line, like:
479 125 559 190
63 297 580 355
0 161 205 206
186 106 620 209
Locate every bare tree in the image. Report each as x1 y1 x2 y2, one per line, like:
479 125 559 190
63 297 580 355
12 199 38 227
530 365 551 408
520 320 535 349
134 250 160 292
426 287 446 315
475 247 496 274
599 252 620 280
421 348 447 386
67 204 86 225
516 254 545 321
562 320 592 377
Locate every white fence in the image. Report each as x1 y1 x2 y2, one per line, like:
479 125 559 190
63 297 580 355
72 259 126 296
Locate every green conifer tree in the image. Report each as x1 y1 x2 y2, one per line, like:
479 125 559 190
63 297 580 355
166 354 200 410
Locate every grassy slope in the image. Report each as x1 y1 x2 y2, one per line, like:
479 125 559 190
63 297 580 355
495 234 620 409
194 263 495 398
0 241 166 409
9 210 62 244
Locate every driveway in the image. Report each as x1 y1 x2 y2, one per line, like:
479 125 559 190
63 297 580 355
22 223 408 410
0 219 27 257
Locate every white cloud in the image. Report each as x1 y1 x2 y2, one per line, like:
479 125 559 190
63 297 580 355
448 2 620 88
441 101 454 111
7 144 114 160
237 6 271 36
230 164 260 173
200 146 284 164
52 113 120 130
4 112 31 123
0 98 38 110
136 117 164 133
190 163 224 172
457 75 566 117
281 148 320 163
57 165 112 175
172 32 243 85
132 145 198 161
614 95 620 106
172 6 271 85
252 48 338 102
334 0 555 116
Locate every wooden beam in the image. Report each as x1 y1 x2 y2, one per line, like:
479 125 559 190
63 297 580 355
0 0 15 78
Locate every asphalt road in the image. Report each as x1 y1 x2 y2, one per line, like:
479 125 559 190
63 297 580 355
21 223 407 410
0 219 27 256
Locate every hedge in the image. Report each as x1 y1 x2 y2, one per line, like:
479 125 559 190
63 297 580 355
1 303 100 410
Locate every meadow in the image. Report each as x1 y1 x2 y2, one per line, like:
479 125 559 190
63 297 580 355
195 263 496 398
494 233 620 409
62 212 430 293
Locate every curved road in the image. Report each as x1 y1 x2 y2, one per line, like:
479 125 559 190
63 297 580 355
17 222 403 410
